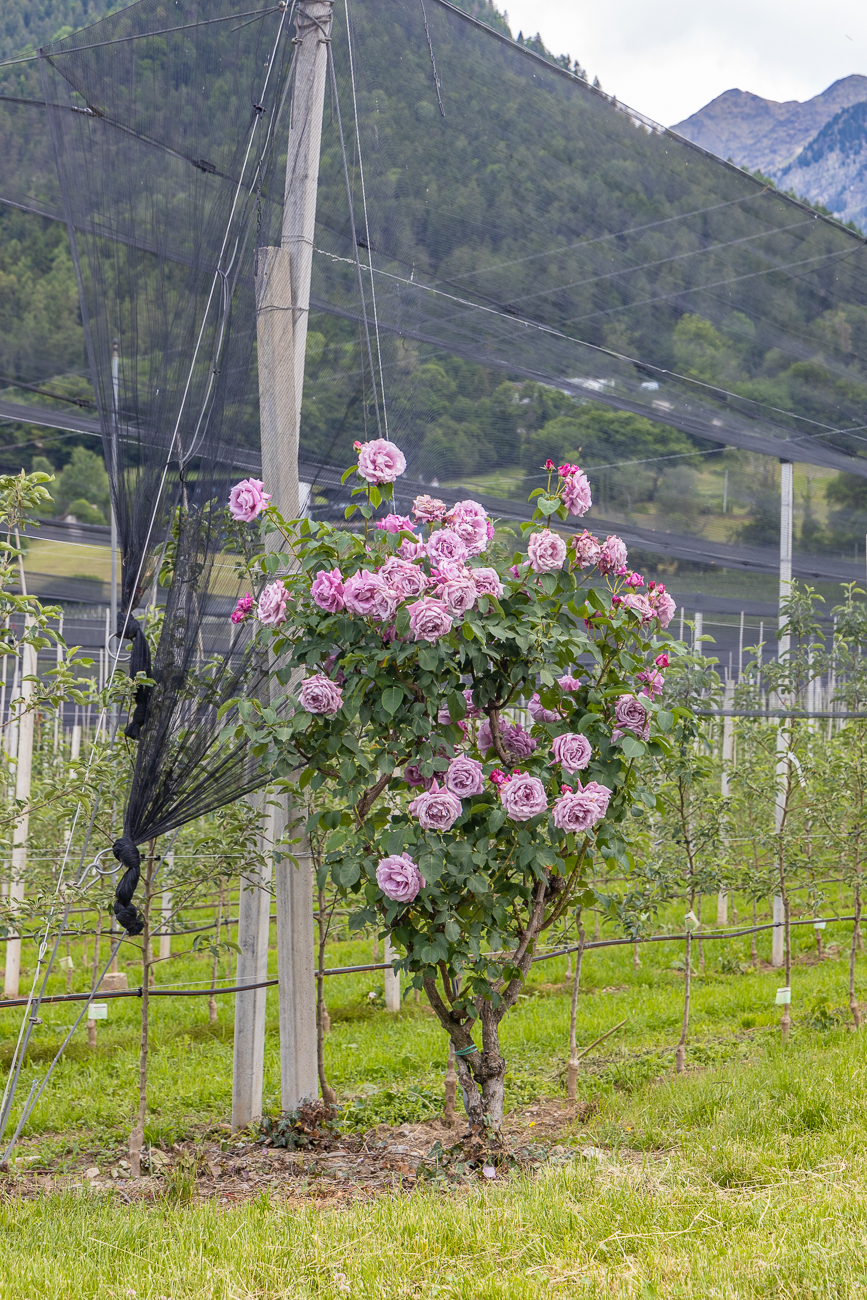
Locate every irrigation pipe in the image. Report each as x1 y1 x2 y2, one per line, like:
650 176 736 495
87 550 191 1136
0 913 853 1011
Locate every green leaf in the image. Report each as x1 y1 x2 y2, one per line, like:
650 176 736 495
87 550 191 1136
656 709 673 732
620 734 647 759
381 686 404 716
447 690 466 722
488 809 506 834
369 485 382 508
537 496 560 516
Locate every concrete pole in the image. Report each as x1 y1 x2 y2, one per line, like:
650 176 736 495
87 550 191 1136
384 935 401 1012
251 0 333 1112
159 849 173 964
717 677 735 927
693 611 703 655
772 461 793 969
231 800 274 1131
4 632 36 998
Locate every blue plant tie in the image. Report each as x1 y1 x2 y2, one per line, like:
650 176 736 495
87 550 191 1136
455 1043 479 1057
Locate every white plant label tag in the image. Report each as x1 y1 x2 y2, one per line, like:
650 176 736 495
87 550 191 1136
775 987 791 1005
87 1003 108 1021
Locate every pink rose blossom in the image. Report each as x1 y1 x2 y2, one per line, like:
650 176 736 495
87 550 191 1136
655 653 670 669
552 782 609 834
310 568 345 614
638 668 665 699
463 688 482 718
597 535 628 575
557 673 582 692
552 732 592 773
409 780 463 831
257 580 290 627
412 494 448 523
357 438 406 484
444 754 485 798
471 567 504 599
447 501 490 556
527 529 567 574
398 537 426 561
376 853 423 903
370 583 400 622
229 478 270 522
500 774 547 821
343 569 388 618
622 592 654 624
650 588 677 628
489 768 508 787
427 529 468 566
376 513 414 534
625 570 644 588
440 575 478 617
572 530 602 568
528 693 561 724
407 597 454 642
477 719 537 761
561 470 592 517
230 592 254 625
380 557 428 601
583 780 612 819
403 762 432 790
614 694 649 740
299 673 343 715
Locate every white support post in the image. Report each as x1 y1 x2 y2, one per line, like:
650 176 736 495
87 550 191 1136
252 0 334 1111
4 633 36 998
717 678 735 927
159 850 173 964
231 800 274 1131
772 461 793 969
384 936 401 1012
693 611 703 655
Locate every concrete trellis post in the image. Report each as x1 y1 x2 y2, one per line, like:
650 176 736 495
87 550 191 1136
717 678 735 927
772 461 793 969
384 936 401 1012
4 631 36 998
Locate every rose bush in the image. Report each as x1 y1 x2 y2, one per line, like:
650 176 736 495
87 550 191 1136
225 448 683 1133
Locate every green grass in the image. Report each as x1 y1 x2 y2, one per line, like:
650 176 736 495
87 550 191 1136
2 906 867 1294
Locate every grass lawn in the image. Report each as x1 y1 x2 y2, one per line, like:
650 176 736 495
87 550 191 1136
1 907 866 1296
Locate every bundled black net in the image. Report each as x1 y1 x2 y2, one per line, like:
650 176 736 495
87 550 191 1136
37 0 299 930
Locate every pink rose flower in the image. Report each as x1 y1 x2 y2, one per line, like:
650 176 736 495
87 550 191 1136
229 478 271 522
357 438 407 484
528 692 560 724
376 852 423 903
552 732 592 773
614 694 649 740
638 668 665 699
407 597 453 642
230 592 253 625
527 529 567 574
299 673 343 715
655 652 670 668
572 530 602 568
622 592 654 624
446 500 490 556
561 470 592 517
257 580 290 627
463 688 482 718
310 568 345 614
557 673 582 692
444 754 485 798
376 513 414 534
427 529 468 566
398 537 426 561
583 780 612 819
343 569 388 618
552 782 609 833
471 567 504 599
650 588 677 628
500 773 547 821
403 762 433 790
440 575 478 617
380 556 428 601
478 719 537 761
409 779 463 831
412 494 448 523
597 535 628 575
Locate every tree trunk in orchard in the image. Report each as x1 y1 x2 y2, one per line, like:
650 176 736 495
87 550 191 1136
676 931 692 1074
443 1041 457 1125
567 920 586 1102
129 840 156 1177
850 886 862 1030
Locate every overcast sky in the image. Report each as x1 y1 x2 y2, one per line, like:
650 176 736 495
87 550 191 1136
501 0 867 125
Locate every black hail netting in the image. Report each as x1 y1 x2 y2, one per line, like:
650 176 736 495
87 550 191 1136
0 0 866 924
38 0 301 930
